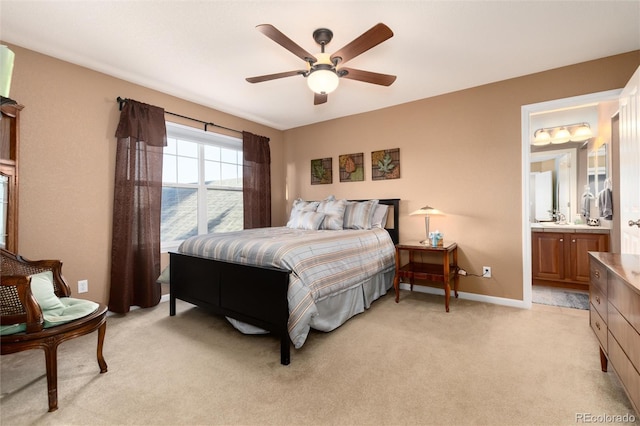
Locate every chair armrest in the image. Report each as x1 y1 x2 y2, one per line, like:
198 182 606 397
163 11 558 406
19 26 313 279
0 248 71 297
1 275 44 333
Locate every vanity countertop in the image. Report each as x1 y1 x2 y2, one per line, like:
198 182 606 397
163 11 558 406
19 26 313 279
531 223 610 233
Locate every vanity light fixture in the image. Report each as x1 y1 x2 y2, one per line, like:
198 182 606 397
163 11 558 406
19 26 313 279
410 205 444 244
551 127 571 144
531 122 593 146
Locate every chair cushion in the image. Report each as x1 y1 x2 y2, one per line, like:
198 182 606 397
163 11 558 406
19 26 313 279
43 297 99 328
0 323 27 335
1 271 99 335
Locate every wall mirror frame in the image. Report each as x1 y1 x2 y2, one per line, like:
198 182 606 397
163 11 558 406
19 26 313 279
530 148 577 223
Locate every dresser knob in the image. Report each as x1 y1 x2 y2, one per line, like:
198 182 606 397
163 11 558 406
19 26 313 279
595 296 600 304
629 219 640 228
595 321 601 330
594 270 600 279
560 238 564 242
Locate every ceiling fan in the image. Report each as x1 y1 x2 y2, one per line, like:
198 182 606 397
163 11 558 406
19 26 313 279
246 23 396 105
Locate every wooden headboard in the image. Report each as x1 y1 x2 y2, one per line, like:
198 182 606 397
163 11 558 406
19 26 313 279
378 198 400 245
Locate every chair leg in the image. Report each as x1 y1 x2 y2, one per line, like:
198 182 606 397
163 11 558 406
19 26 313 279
43 343 59 412
97 322 108 373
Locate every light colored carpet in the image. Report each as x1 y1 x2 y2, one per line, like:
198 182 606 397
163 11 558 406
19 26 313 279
1 291 637 425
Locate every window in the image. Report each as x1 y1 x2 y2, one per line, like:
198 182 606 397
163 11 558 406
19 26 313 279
161 122 243 251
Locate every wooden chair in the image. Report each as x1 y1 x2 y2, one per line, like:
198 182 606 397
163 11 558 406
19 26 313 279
0 248 108 412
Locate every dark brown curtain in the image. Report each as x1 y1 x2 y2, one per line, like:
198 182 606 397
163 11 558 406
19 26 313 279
242 131 271 229
109 100 166 313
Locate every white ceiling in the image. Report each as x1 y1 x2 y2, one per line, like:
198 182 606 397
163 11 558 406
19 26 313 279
1 1 639 130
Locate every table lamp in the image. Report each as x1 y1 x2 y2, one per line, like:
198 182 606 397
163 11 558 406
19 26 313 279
409 205 444 244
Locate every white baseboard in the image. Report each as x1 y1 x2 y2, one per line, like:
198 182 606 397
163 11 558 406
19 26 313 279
398 282 528 309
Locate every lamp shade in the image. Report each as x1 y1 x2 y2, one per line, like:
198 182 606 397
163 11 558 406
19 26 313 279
410 206 444 216
0 45 15 98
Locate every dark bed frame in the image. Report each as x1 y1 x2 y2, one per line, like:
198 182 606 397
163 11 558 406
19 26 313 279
169 198 400 365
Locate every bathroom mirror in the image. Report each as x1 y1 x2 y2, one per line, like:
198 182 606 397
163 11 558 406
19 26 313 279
588 143 608 195
530 148 577 223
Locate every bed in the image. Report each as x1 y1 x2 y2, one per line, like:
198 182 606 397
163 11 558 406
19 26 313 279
169 198 400 365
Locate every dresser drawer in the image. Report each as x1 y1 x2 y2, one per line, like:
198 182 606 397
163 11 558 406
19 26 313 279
608 331 640 414
609 274 640 334
608 302 640 374
590 260 607 296
590 304 608 352
590 282 607 321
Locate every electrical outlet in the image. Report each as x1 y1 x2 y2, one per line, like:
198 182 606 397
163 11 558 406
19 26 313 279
482 266 492 278
458 268 467 276
78 279 88 293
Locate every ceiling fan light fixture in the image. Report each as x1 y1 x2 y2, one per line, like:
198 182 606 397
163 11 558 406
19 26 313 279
307 68 339 95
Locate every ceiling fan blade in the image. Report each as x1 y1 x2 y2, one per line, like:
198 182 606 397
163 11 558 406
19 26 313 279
314 93 328 105
339 68 396 86
256 24 317 63
246 70 306 83
330 23 393 65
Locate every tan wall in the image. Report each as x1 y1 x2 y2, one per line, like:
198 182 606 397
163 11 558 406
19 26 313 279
284 51 640 300
5 42 638 305
5 44 285 304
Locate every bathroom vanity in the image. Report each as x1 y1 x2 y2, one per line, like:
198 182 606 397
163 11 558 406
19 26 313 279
532 223 609 290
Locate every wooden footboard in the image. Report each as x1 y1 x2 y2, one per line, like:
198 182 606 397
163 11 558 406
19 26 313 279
169 252 291 365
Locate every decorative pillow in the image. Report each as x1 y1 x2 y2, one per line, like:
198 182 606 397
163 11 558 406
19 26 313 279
30 271 65 313
343 200 379 230
286 198 320 228
371 204 390 229
317 198 347 230
286 210 326 230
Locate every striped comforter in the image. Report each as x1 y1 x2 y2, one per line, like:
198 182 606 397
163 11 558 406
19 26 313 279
178 226 395 348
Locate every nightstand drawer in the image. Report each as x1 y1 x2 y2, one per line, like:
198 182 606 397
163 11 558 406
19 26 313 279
590 303 607 352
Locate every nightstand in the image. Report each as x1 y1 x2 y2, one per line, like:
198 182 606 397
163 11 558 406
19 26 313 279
394 241 459 312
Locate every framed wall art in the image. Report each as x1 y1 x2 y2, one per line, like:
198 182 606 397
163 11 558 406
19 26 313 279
339 153 364 182
311 157 333 184
372 148 400 180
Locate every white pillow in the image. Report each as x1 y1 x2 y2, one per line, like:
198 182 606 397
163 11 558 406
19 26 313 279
317 198 347 230
371 204 390 228
343 200 379 230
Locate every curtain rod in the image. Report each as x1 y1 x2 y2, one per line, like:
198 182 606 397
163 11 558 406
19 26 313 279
116 97 243 135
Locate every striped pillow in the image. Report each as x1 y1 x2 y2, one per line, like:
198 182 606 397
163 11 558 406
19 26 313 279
286 211 326 230
286 198 320 228
343 200 379 230
317 198 347 230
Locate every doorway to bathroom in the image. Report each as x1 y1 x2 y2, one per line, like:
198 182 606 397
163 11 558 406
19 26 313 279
521 89 622 309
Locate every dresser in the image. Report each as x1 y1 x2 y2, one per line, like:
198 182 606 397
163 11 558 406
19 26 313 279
589 252 639 414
